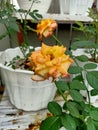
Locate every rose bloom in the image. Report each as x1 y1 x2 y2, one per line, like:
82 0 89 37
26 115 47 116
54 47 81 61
36 19 58 40
27 43 73 81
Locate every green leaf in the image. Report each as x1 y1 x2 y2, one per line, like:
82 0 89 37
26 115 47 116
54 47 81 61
68 66 83 74
66 101 80 118
0 32 8 39
0 18 8 23
77 101 86 111
70 90 83 102
66 49 72 57
29 10 42 20
72 74 83 81
32 9 39 13
71 40 95 50
84 63 97 69
48 101 62 116
74 21 84 31
84 104 92 112
90 110 98 121
8 17 19 32
93 120 98 129
82 104 91 117
35 13 43 19
9 22 19 32
70 80 86 90
91 89 98 96
61 113 76 130
76 55 89 62
93 43 98 48
86 71 98 90
18 9 27 13
40 116 60 130
87 118 96 130
55 80 69 91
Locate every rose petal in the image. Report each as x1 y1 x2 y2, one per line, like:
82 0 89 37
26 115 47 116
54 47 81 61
31 74 45 81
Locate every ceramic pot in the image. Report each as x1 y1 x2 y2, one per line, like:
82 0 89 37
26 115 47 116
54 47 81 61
0 47 57 111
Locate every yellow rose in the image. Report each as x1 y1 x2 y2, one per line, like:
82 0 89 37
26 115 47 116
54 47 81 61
27 43 73 81
37 19 57 40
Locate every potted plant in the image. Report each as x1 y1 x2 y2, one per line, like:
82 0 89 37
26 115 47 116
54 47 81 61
0 0 20 47
0 0 57 111
1 1 98 129
0 0 73 112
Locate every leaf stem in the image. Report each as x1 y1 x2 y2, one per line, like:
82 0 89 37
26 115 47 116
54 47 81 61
72 56 91 107
55 81 67 102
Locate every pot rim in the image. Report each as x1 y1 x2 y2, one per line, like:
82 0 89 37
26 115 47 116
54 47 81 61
0 46 41 74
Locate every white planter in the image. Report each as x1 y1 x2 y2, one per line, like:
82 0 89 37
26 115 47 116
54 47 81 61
17 0 52 14
0 47 57 111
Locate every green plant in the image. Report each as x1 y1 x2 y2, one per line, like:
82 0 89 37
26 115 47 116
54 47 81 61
39 57 98 130
1 2 98 129
0 0 42 56
39 9 98 130
16 0 42 57
0 0 19 42
71 8 98 62
0 0 42 69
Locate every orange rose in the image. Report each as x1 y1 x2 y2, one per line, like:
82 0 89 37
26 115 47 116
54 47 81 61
36 19 58 40
27 43 73 81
